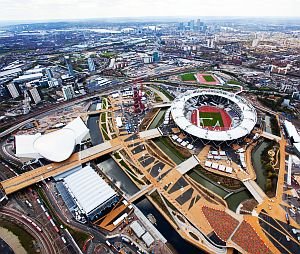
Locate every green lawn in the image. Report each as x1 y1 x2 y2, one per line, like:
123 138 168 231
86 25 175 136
199 112 224 127
203 75 216 82
181 73 196 81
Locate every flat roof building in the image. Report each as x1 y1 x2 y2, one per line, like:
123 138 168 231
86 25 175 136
62 165 117 220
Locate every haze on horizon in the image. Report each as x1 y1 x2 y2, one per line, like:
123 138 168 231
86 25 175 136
0 0 299 22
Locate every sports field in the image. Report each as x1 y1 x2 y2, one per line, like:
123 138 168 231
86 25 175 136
202 75 216 82
199 112 224 127
181 73 196 81
191 106 232 130
195 73 220 85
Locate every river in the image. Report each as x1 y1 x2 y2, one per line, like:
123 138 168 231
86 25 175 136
148 109 166 129
251 141 270 192
97 158 139 196
99 158 205 253
135 198 205 254
0 238 14 254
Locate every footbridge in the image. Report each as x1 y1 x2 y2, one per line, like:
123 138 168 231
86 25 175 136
152 103 172 108
261 131 281 142
176 155 200 175
243 179 267 204
128 184 154 203
0 139 122 195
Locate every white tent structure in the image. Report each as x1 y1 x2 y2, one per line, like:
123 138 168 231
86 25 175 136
63 165 117 217
15 117 89 162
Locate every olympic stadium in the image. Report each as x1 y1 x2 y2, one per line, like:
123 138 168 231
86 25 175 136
170 89 257 144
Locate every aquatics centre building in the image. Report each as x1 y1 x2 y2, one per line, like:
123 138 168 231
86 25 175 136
170 89 257 144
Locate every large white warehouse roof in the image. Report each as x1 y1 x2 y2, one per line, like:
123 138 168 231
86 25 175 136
63 165 116 215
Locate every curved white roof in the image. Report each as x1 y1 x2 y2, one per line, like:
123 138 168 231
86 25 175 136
15 117 89 162
33 128 76 162
171 89 257 141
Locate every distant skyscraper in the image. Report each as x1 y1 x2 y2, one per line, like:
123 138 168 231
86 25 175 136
88 58 96 72
65 56 75 77
152 51 160 62
189 20 195 30
46 68 54 80
62 85 75 101
196 19 201 31
28 87 42 104
6 83 21 98
178 22 184 30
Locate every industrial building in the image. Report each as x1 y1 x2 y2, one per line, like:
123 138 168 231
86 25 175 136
55 165 118 221
6 83 21 98
62 85 75 101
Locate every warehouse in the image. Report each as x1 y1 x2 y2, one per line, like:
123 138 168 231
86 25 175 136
61 165 118 221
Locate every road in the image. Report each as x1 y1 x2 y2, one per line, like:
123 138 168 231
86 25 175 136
41 184 137 254
0 207 56 254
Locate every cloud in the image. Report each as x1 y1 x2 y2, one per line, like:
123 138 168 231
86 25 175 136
0 0 298 21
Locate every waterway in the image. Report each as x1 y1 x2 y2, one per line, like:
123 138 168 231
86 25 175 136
188 170 252 211
99 158 204 253
265 116 272 133
97 158 139 196
0 238 14 254
154 138 184 165
87 114 103 145
251 141 270 192
135 198 205 254
148 109 166 129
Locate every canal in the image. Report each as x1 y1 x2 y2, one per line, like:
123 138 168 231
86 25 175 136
97 157 139 196
148 109 166 129
99 158 205 253
135 198 205 254
187 170 252 211
251 141 270 192
87 102 104 145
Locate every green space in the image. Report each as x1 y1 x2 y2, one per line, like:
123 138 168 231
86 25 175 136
0 219 36 254
100 51 116 58
252 141 278 197
118 159 144 185
203 75 216 82
181 73 196 81
150 85 174 100
227 79 241 85
270 116 280 136
199 112 224 127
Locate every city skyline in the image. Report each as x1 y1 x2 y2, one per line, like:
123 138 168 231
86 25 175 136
0 0 299 22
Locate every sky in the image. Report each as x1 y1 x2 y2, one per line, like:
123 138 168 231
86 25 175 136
0 0 299 21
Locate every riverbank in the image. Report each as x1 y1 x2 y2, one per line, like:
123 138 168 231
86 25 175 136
0 224 28 254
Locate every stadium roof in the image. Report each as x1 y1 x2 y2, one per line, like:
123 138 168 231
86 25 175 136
63 165 116 215
171 89 257 141
15 117 89 162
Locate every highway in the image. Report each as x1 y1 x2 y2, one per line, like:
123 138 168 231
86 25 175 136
0 207 56 254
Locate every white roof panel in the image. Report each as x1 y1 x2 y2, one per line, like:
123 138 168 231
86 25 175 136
15 133 41 159
64 117 89 144
64 166 116 214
